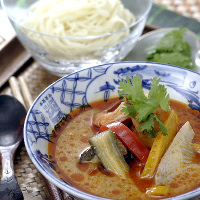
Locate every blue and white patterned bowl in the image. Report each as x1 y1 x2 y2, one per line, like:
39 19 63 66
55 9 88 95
24 62 200 200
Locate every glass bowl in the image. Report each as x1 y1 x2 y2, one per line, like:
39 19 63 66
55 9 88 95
1 0 152 76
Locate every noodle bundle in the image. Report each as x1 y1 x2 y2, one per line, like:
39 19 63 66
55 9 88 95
22 0 135 58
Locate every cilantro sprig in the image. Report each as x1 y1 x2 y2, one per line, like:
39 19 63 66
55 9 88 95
118 75 170 137
146 27 195 70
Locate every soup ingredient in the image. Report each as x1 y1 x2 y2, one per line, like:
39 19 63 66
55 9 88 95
146 27 195 69
23 0 135 58
93 102 129 127
192 143 200 153
99 122 149 163
89 129 129 177
141 110 179 178
155 121 196 185
119 75 169 137
131 106 171 148
80 146 96 163
146 186 170 196
50 97 200 199
80 140 127 163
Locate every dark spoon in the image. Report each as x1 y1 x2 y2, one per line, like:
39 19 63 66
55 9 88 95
0 95 27 200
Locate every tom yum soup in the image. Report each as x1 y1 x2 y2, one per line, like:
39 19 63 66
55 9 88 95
49 75 200 199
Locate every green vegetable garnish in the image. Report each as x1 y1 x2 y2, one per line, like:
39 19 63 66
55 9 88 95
118 75 170 137
146 27 195 70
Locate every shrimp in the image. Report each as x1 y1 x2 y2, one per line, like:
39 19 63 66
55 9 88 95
93 102 131 127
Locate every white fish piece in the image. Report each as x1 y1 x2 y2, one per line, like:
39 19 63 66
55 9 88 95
155 121 196 185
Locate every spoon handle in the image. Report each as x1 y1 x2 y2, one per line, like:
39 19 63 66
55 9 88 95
0 147 24 200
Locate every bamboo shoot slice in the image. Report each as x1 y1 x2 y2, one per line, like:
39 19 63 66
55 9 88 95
155 121 196 185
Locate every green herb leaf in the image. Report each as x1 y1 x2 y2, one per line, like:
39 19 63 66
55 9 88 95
146 27 196 70
154 114 168 136
119 75 169 137
119 75 147 102
138 113 156 138
147 52 195 69
121 103 137 118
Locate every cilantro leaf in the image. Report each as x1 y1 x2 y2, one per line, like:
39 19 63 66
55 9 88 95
147 52 195 70
118 75 147 102
156 27 187 52
146 27 196 70
121 103 137 117
119 75 169 137
138 113 168 138
148 76 170 112
138 113 156 138
154 114 168 136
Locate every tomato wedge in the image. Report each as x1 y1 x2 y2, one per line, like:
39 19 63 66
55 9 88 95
99 122 149 163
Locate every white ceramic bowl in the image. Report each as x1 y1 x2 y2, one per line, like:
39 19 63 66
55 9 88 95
24 62 200 200
1 0 152 76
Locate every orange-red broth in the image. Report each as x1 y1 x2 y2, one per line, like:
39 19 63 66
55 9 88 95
49 97 200 200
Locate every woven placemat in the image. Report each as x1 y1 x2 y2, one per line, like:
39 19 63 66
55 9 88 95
154 0 200 22
0 62 60 199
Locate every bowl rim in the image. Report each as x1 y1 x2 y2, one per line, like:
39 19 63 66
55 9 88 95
24 61 200 200
1 0 153 40
137 27 200 44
